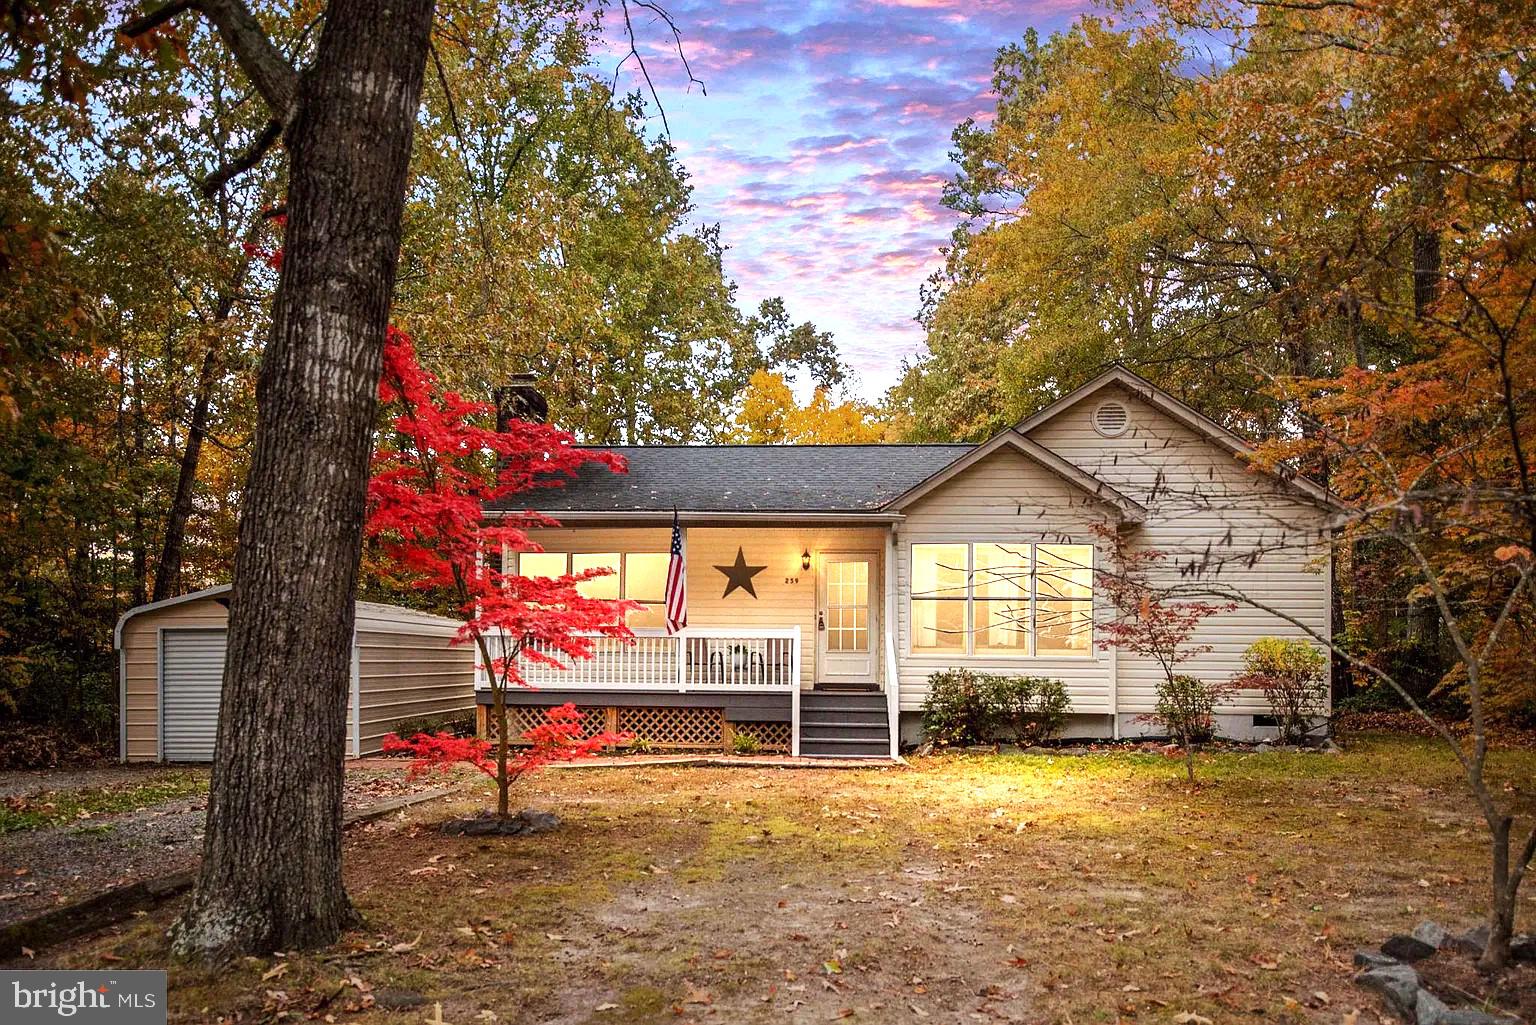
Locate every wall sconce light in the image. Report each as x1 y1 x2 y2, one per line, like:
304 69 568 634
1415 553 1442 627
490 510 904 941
801 549 812 571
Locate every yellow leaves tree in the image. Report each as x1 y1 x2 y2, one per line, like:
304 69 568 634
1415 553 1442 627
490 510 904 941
735 370 883 445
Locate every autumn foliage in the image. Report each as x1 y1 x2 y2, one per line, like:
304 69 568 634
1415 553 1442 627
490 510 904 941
367 328 634 815
381 703 626 788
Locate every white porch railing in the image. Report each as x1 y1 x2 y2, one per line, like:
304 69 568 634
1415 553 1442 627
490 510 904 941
476 627 802 694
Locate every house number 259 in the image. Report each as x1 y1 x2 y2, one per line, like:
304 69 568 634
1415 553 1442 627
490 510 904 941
784 576 799 585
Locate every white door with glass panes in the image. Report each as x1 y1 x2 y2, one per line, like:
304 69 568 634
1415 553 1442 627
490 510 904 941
816 552 879 686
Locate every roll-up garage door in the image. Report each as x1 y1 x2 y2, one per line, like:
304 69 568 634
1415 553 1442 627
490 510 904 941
161 628 227 761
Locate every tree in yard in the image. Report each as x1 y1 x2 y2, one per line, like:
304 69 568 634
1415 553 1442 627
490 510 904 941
1232 638 1328 745
108 0 440 962
1095 536 1234 784
366 327 633 818
382 704 626 817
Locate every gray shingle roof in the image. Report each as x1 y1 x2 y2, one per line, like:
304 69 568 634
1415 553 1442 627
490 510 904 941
490 445 974 514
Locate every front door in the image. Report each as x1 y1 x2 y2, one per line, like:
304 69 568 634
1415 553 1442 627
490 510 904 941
816 552 879 688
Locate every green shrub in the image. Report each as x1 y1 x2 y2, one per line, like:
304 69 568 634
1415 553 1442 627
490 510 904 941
390 711 475 740
987 675 1071 745
626 736 656 755
730 730 761 755
1153 674 1217 748
922 669 1000 746
1234 637 1328 743
922 669 1072 746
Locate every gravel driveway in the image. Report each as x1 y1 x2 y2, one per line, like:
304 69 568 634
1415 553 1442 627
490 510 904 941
0 761 450 928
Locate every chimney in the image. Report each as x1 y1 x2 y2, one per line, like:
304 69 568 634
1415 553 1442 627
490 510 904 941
493 373 548 430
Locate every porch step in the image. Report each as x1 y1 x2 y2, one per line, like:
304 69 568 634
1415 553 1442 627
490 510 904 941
798 738 891 758
801 723 887 740
801 717 886 730
799 692 891 758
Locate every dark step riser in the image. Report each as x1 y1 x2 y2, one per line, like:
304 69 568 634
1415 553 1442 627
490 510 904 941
801 705 889 716
801 726 889 740
804 696 886 706
800 719 887 730
800 743 891 757
799 734 889 745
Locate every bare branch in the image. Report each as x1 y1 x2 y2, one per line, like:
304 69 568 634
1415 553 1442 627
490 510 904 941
613 0 705 139
119 0 299 119
200 118 281 197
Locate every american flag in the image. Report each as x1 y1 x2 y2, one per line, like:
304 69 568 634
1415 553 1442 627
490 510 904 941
664 510 687 635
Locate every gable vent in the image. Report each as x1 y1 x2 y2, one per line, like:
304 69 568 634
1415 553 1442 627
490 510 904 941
1092 400 1130 438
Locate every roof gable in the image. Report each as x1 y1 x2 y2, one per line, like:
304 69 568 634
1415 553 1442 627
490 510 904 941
882 429 1146 522
1015 365 1343 510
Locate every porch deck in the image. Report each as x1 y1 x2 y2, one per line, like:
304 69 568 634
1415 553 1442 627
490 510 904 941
473 627 896 759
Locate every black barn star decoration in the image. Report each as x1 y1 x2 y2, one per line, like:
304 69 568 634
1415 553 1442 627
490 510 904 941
714 546 767 599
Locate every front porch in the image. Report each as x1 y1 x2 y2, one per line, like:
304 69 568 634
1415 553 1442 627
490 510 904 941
474 626 896 758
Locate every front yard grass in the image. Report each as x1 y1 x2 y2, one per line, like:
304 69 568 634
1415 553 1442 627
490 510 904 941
0 771 207 834
25 734 1536 1024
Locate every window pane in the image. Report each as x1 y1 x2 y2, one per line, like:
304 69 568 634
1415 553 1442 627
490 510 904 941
912 598 966 653
975 543 1029 598
1037 544 1093 600
518 552 567 579
1037 600 1092 655
976 599 1029 653
628 604 665 630
572 553 620 599
624 553 669 603
912 544 968 597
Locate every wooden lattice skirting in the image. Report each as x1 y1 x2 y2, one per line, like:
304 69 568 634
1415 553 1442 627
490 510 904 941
477 704 790 754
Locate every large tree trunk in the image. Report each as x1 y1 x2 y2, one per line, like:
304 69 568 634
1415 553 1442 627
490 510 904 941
171 0 435 963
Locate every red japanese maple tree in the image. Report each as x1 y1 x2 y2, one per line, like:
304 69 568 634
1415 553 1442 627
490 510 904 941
367 327 632 816
1095 533 1234 783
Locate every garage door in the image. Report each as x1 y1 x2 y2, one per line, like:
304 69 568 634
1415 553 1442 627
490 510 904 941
161 628 227 761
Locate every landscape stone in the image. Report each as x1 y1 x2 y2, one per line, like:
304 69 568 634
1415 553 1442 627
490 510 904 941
1254 742 1273 753
1354 950 1399 969
1411 921 1449 950
439 809 561 836
1356 964 1420 1016
1439 1011 1514 1025
1414 988 1451 1025
1446 925 1490 956
1382 934 1439 962
1509 933 1535 963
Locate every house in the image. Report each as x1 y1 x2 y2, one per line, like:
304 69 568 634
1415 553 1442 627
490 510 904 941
116 586 477 761
484 366 1339 759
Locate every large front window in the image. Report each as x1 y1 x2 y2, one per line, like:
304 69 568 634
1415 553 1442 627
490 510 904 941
512 551 669 630
910 542 1093 656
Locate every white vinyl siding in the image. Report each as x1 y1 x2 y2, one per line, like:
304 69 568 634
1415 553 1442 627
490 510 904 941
894 446 1118 714
119 592 475 761
1024 384 1332 715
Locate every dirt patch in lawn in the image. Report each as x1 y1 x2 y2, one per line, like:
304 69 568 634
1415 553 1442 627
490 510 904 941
0 764 459 928
16 735 1536 1025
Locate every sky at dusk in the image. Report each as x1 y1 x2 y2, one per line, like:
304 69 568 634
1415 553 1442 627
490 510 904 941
602 0 1094 401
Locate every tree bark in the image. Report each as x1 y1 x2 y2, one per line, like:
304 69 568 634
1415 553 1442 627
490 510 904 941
171 0 435 963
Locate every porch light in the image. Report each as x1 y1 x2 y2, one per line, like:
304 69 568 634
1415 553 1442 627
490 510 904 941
801 549 812 571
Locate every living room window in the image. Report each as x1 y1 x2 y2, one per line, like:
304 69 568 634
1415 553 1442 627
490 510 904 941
910 542 1093 657
511 551 670 630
